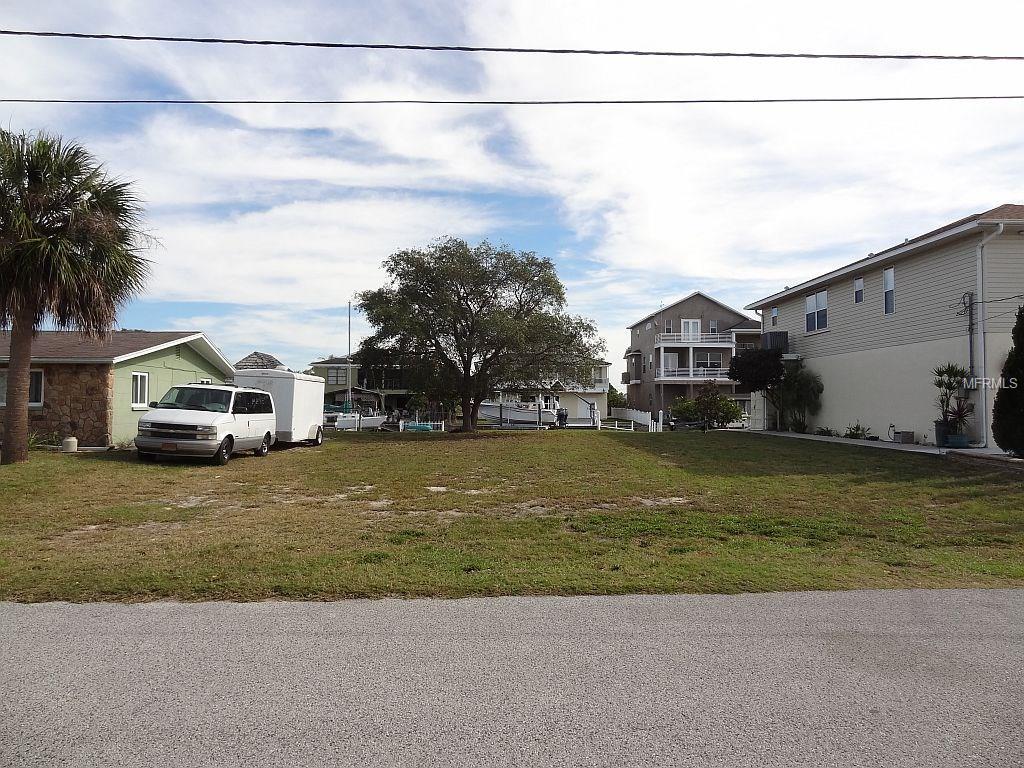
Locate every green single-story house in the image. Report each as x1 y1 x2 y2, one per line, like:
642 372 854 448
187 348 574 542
0 330 235 447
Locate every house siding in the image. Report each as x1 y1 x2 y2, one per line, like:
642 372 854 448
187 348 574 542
111 344 227 443
775 233 981 359
983 236 1024 334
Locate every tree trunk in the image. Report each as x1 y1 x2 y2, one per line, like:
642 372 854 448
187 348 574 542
471 399 482 430
2 312 35 465
461 394 474 432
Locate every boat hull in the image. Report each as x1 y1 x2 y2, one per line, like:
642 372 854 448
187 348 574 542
328 413 387 431
478 402 557 425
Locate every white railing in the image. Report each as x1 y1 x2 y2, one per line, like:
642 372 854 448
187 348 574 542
656 367 731 379
655 332 735 345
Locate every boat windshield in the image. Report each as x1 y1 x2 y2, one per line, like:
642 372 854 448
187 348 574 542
157 386 232 413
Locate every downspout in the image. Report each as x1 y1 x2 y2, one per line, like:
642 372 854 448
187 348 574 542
975 223 1004 447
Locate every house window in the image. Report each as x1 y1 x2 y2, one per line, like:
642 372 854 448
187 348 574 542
709 319 718 333
1 370 45 407
854 277 864 304
665 321 672 333
770 307 778 327
883 267 895 314
695 352 723 369
805 290 828 332
645 322 652 331
131 372 149 407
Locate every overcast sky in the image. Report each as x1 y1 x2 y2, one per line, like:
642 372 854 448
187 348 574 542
3 0 1024 376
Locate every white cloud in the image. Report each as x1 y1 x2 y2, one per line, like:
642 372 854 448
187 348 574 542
147 193 502 306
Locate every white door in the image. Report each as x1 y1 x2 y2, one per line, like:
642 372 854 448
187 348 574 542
230 392 258 448
681 319 700 339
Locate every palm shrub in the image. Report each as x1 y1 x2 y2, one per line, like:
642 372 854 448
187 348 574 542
992 305 1024 454
0 130 148 464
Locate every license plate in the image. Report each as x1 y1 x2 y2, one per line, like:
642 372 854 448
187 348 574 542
161 443 178 452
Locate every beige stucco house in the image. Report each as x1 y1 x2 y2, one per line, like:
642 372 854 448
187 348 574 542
745 204 1024 446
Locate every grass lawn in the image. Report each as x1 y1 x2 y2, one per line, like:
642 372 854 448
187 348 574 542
1 430 1022 601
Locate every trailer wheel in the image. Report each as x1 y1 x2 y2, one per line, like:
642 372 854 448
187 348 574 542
313 426 324 446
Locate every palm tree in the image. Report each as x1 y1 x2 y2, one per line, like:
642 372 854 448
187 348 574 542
1 130 148 464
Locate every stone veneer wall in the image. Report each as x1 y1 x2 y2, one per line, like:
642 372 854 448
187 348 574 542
0 363 114 446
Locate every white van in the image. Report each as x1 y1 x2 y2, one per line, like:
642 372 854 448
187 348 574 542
232 369 326 444
135 383 277 465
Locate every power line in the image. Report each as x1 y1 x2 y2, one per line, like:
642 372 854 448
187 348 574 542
5 95 1024 106
2 29 1024 62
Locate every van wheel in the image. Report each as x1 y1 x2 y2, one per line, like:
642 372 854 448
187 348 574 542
255 433 271 457
213 436 233 465
313 426 324 446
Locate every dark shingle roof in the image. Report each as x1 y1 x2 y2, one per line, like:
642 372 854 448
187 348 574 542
234 351 284 369
310 356 355 366
0 330 202 362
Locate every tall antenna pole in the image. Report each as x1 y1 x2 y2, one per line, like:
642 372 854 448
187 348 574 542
347 300 353 410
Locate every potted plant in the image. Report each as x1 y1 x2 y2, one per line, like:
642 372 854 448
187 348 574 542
932 363 971 447
944 396 975 448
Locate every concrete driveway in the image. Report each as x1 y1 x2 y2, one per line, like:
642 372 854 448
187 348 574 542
2 589 1022 767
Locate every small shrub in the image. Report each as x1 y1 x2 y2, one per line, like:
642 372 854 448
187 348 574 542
844 422 872 440
814 427 840 437
27 431 61 450
790 416 808 434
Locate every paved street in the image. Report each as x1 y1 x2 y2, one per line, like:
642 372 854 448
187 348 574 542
2 589 1022 767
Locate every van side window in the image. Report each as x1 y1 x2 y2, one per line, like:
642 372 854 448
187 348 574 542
256 394 273 413
232 393 252 414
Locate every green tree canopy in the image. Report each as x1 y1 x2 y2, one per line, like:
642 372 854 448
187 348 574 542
1 130 148 463
728 348 822 431
358 237 603 431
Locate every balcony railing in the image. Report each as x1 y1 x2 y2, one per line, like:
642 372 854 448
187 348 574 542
655 332 735 345
656 367 731 379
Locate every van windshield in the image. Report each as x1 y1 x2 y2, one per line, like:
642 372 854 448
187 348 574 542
157 387 232 413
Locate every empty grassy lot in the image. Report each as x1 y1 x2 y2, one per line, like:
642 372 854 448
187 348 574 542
1 430 1022 601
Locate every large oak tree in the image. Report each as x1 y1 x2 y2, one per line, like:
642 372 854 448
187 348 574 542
358 238 603 431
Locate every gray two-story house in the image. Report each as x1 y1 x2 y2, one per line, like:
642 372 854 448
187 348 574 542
623 291 761 414
746 204 1024 446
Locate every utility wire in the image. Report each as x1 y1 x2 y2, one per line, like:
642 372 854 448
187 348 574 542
5 95 1024 106
2 29 1024 62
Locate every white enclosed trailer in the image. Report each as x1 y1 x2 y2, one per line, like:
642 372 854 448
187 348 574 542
232 369 326 444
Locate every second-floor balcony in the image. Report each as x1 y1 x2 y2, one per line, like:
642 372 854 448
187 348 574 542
655 332 735 346
656 366 731 380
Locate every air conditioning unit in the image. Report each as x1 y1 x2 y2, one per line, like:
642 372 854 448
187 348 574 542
761 330 789 353
893 430 915 444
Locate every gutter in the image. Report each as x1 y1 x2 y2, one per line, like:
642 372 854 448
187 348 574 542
974 223 1004 448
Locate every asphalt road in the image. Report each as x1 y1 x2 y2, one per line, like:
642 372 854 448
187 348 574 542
1 590 1022 768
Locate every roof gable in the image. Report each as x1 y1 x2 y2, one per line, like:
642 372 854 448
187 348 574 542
0 330 234 376
628 291 759 329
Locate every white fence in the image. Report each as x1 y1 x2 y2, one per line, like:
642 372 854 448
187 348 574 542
609 408 663 432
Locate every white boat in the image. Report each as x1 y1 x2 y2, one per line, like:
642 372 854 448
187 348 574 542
326 411 387 431
478 401 558 425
